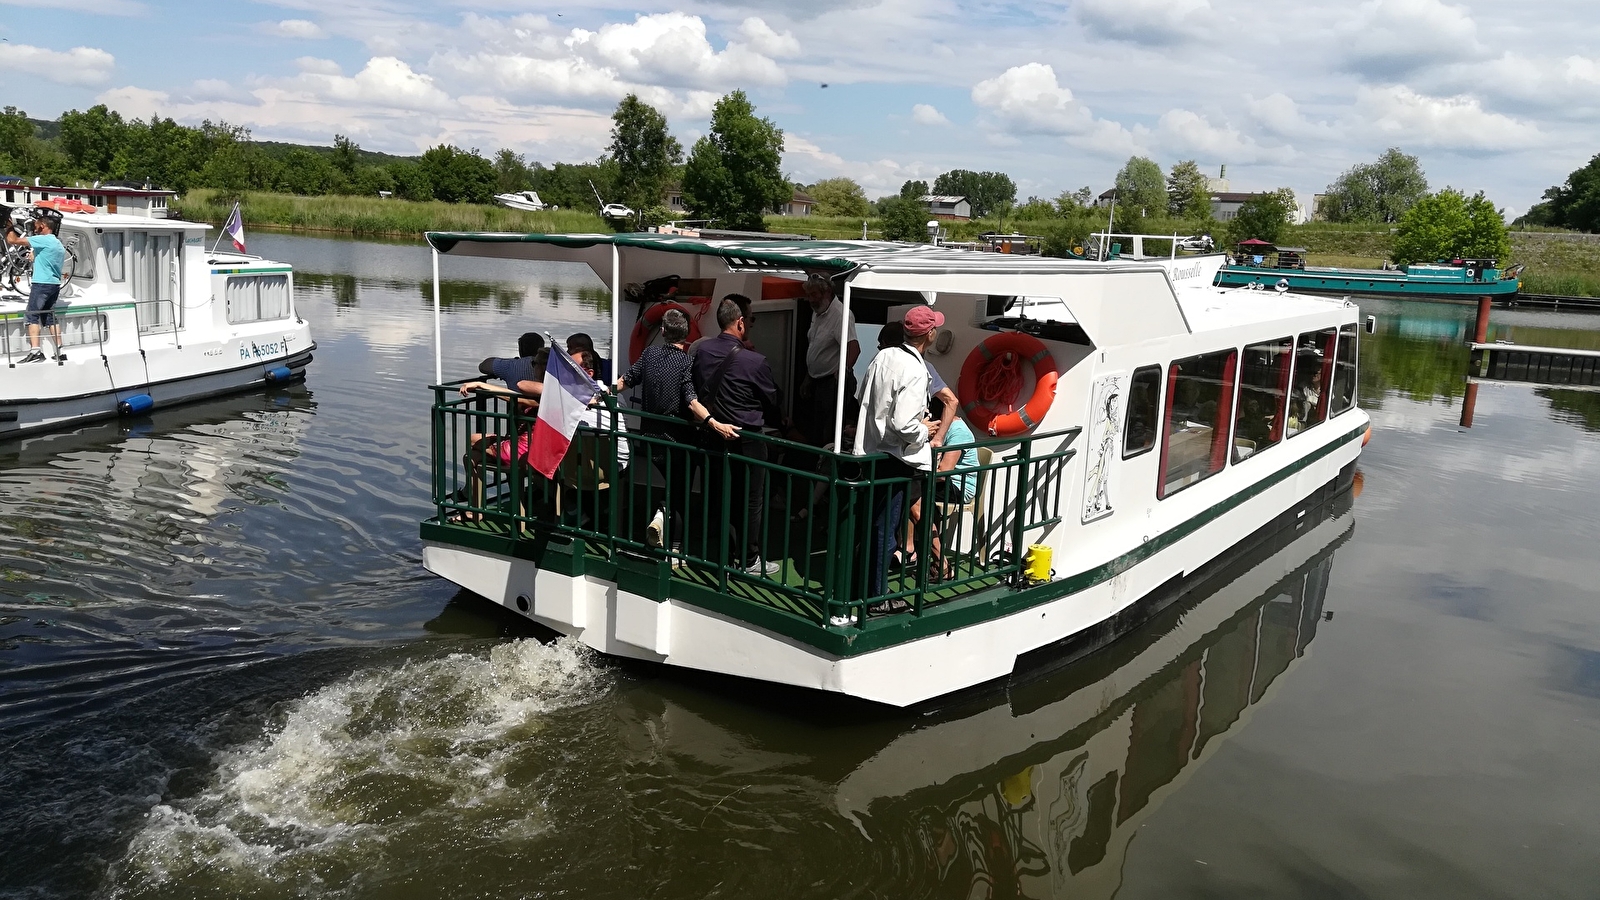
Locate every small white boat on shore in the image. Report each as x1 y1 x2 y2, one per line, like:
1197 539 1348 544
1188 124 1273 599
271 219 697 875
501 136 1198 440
493 191 548 212
0 207 314 439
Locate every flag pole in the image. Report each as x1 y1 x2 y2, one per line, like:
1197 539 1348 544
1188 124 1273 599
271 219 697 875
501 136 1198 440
209 201 237 254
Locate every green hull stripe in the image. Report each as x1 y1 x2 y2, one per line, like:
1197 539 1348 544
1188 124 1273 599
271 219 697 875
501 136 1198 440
421 419 1367 657
210 267 293 275
1216 269 1517 297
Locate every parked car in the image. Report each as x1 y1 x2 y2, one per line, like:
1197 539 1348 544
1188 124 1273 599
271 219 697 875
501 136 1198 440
600 203 635 219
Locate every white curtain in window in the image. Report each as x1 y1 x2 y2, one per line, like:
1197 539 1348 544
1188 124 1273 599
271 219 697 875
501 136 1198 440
104 232 124 281
227 275 290 324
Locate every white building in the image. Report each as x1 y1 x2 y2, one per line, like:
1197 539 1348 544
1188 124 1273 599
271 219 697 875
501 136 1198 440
921 195 972 220
0 178 176 219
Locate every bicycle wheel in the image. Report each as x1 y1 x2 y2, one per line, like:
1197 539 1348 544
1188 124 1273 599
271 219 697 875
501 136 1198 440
1 250 23 294
59 250 76 287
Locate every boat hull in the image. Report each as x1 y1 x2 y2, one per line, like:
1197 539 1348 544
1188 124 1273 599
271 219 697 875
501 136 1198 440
0 341 313 439
423 414 1367 707
1216 266 1519 298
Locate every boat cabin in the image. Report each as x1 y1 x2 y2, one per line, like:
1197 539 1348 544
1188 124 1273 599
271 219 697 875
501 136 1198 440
419 233 1367 704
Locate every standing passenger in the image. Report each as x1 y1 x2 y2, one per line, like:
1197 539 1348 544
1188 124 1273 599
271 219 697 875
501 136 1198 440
854 305 942 606
693 296 785 575
615 308 735 549
799 274 859 446
3 211 66 363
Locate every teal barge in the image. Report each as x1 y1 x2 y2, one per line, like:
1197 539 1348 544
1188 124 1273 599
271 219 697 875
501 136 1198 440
1216 244 1521 299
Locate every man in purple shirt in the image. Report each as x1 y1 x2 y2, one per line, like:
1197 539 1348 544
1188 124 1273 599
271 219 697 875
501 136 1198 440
693 295 786 575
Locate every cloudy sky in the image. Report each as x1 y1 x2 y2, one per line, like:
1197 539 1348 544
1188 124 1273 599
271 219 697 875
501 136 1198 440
3 0 1595 214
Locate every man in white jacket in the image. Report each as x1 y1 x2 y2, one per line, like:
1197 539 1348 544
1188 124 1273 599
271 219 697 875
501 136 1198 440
854 304 943 604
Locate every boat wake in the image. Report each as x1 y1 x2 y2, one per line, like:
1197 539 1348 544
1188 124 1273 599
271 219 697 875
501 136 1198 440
107 638 608 897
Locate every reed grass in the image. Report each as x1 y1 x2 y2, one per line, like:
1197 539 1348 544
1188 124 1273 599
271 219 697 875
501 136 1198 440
174 189 610 239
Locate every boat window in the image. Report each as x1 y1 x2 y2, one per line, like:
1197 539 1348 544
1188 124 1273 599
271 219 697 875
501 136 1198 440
1233 337 1292 463
1286 329 1336 437
1330 324 1358 417
59 228 94 280
1159 349 1239 499
131 232 178 332
226 274 291 324
1123 365 1162 458
104 232 125 281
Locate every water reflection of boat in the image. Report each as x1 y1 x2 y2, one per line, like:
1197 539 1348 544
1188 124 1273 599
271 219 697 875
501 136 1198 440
0 385 314 518
833 490 1351 897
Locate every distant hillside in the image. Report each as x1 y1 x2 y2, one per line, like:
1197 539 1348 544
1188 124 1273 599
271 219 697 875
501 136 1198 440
23 116 417 166
249 140 417 166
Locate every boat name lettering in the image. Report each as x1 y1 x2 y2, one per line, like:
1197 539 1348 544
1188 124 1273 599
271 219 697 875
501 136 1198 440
184 237 203 245
240 340 283 359
1171 264 1204 281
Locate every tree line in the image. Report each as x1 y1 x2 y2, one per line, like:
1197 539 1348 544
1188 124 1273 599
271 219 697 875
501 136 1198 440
1519 154 1600 232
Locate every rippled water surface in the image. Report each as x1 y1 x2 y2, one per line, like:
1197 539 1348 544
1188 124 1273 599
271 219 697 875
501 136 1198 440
4 236 1600 898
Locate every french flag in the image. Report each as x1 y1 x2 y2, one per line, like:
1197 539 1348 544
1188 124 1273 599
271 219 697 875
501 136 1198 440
529 345 603 478
223 202 246 252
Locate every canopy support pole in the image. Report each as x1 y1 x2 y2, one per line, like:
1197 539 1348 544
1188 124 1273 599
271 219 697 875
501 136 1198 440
431 248 442 385
610 245 621 380
832 281 852 451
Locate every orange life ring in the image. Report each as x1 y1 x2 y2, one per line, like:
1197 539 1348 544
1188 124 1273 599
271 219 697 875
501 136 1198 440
628 301 703 365
957 332 1059 437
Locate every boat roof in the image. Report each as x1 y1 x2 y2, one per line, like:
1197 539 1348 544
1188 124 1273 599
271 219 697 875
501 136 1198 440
55 211 205 230
426 232 1143 277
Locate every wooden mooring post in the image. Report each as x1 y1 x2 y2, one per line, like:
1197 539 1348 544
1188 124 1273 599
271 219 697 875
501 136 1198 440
1473 295 1492 344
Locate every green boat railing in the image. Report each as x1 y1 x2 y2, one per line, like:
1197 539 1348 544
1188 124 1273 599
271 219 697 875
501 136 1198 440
428 380 1079 631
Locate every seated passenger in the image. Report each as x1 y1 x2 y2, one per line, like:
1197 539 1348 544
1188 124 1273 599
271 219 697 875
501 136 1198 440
478 332 544 387
451 349 549 519
899 396 980 581
566 332 612 382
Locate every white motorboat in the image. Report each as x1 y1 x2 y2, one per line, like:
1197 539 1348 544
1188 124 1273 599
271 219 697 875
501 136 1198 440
0 208 314 439
493 191 547 211
418 233 1369 706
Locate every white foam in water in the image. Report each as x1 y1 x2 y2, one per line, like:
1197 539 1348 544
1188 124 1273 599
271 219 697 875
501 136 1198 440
110 638 607 896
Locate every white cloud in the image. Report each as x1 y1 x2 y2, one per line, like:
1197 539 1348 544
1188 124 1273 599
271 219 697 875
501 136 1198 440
1152 109 1293 164
566 12 787 90
1075 0 1213 45
1354 85 1540 151
1247 92 1336 140
735 18 801 58
280 57 451 112
0 42 114 87
259 19 327 40
971 63 1095 135
970 63 1139 157
293 57 343 76
911 103 949 126
1336 0 1484 77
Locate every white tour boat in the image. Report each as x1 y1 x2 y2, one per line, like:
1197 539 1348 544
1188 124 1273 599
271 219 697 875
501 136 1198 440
0 206 314 439
418 233 1370 707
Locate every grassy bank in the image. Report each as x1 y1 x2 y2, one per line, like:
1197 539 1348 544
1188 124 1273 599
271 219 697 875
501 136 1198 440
173 189 609 239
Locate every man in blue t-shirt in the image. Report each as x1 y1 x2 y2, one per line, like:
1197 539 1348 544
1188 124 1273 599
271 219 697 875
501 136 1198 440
4 212 66 363
477 331 544 387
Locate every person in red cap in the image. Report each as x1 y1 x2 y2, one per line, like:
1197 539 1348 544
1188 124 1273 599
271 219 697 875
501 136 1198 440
853 304 944 607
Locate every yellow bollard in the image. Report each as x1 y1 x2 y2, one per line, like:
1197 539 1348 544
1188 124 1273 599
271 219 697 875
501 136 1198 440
1024 544 1053 583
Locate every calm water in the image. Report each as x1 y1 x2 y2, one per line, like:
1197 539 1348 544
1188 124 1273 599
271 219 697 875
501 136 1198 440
4 235 1600 898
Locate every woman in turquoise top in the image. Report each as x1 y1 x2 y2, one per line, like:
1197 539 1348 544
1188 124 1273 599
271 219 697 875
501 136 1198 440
897 398 982 580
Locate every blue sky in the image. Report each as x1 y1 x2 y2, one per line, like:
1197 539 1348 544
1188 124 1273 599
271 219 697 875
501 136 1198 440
4 0 1597 214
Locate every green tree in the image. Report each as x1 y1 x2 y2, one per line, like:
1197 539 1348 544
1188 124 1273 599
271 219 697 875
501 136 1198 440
1113 156 1166 219
276 148 341 195
531 160 616 210
330 134 360 182
608 94 682 214
1166 159 1210 218
1054 186 1092 214
899 179 928 200
1013 196 1059 220
879 196 928 242
492 149 534 193
199 140 278 194
930 169 1016 218
419 145 495 204
808 177 869 217
1225 188 1296 246
56 105 127 177
682 90 787 231
1391 188 1510 266
1320 148 1428 223
388 161 433 201
0 106 64 178
1526 153 1600 232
